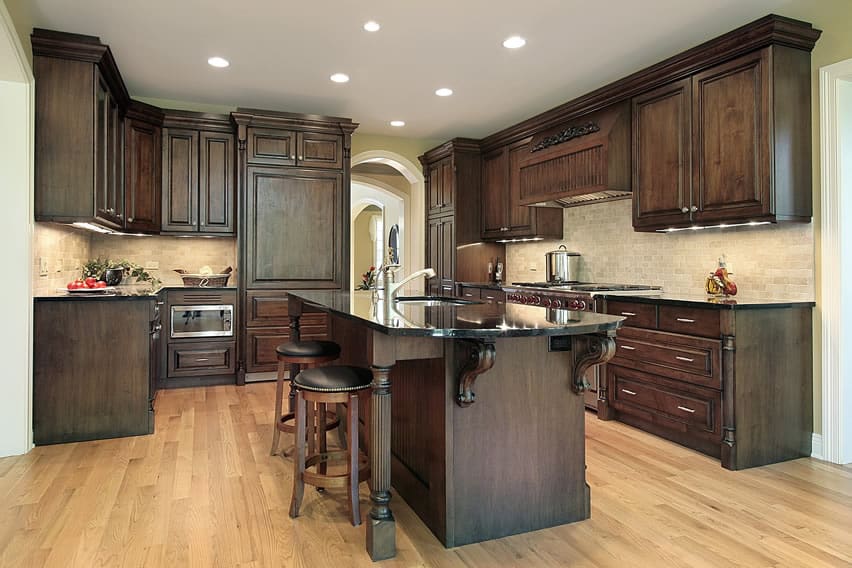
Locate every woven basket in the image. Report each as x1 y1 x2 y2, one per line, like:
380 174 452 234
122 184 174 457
174 267 231 287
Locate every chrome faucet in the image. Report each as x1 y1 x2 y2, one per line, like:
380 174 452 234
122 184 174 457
382 266 437 301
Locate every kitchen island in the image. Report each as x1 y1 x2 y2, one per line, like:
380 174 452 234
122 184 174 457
286 291 624 561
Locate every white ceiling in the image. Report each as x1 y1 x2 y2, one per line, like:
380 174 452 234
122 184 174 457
29 0 801 139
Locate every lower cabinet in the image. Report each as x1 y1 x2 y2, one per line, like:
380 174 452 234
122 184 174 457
167 341 236 377
602 297 813 470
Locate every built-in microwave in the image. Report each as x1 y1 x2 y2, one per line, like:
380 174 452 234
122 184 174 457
170 304 234 338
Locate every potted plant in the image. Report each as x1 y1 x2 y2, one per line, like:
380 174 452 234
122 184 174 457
81 258 162 289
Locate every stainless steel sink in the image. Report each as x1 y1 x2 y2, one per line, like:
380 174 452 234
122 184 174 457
393 296 481 306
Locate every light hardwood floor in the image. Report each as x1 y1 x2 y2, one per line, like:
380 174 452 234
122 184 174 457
1 383 850 567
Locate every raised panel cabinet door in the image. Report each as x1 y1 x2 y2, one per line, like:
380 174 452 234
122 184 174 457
507 140 533 234
481 147 509 238
246 127 297 167
199 131 235 234
632 78 692 230
440 158 455 211
427 162 444 215
93 74 110 223
161 128 199 232
245 167 343 289
124 118 162 233
692 49 771 223
107 95 124 226
439 217 455 289
427 217 442 284
297 132 343 169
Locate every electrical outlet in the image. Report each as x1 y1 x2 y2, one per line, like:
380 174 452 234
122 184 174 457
54 259 62 273
528 264 538 271
145 260 159 270
38 257 48 276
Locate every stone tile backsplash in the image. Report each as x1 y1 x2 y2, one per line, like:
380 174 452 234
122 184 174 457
506 199 815 301
32 223 238 294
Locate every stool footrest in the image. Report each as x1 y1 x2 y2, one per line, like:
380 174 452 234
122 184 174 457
302 450 370 490
276 410 341 434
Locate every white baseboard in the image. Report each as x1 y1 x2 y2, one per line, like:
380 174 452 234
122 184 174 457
812 433 824 460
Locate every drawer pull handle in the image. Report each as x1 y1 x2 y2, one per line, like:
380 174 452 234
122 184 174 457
621 389 637 396
620 311 637 316
675 356 694 362
676 317 696 323
196 358 209 362
677 405 696 413
620 345 636 351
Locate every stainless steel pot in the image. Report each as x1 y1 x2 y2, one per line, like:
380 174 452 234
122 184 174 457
545 245 580 283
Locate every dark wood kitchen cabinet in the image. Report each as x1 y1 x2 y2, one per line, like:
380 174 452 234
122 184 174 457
601 297 814 470
421 139 505 296
33 297 157 444
232 109 356 380
480 140 562 241
124 101 164 233
32 29 131 230
633 46 814 231
161 111 235 235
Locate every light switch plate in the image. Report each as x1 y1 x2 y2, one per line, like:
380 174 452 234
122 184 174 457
38 257 48 276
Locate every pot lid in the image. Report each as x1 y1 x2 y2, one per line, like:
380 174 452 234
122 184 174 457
546 244 580 256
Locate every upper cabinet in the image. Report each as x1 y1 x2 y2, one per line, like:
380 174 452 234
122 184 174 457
33 29 131 230
246 127 343 169
161 111 235 235
480 139 563 241
124 101 164 234
426 157 455 216
631 30 818 231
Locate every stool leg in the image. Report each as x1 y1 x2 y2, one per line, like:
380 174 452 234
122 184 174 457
318 403 328 490
271 360 286 456
348 393 361 526
336 402 348 450
289 390 307 518
307 400 317 464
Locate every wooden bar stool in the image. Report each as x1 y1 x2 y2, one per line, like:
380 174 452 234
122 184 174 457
289 365 371 526
270 340 341 457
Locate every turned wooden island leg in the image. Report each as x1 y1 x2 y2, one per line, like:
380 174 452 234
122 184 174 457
367 364 395 561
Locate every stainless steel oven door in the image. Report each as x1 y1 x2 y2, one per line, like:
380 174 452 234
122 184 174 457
170 304 234 338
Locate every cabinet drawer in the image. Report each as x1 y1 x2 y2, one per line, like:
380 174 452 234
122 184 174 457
611 327 721 389
480 289 505 304
608 365 720 438
606 300 657 329
167 341 235 378
659 305 720 338
245 290 328 328
459 286 480 300
245 325 329 372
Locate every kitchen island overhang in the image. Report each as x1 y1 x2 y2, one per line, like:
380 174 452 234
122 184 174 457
286 291 624 561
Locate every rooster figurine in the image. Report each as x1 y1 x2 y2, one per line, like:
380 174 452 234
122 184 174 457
705 256 737 296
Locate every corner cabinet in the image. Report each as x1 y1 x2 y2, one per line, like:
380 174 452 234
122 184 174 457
480 139 562 241
232 109 357 380
32 29 131 230
633 45 814 231
161 111 235 235
420 139 505 296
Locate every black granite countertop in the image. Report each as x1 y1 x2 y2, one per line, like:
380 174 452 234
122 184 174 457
160 285 238 291
288 290 624 338
602 293 815 309
35 291 158 301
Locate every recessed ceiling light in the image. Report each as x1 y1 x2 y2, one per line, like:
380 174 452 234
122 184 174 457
502 36 526 49
363 20 381 32
435 87 453 97
207 56 230 68
330 73 350 83
390 120 405 127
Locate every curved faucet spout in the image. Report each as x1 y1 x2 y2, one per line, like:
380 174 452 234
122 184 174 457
385 268 437 300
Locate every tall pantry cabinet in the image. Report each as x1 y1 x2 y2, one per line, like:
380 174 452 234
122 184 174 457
232 110 358 379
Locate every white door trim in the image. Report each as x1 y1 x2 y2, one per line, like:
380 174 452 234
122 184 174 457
819 58 852 465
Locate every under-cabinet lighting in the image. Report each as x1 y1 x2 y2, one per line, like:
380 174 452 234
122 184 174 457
658 221 772 233
72 222 114 234
207 56 230 68
496 237 545 243
502 36 526 49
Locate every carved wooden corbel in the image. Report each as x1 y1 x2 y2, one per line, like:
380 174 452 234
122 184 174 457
570 334 616 394
457 339 497 407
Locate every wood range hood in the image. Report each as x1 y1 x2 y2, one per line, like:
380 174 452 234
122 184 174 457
518 101 631 208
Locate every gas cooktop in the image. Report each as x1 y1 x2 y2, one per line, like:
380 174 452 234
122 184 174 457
509 282 663 295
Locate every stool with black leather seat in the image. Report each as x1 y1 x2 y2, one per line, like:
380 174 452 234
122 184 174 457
289 365 371 526
270 340 341 457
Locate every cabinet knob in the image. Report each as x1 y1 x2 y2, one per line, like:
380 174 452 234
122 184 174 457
128 217 134 222
690 205 698 212
681 207 689 213
200 222 205 226
500 227 509 231
298 155 304 161
290 154 296 160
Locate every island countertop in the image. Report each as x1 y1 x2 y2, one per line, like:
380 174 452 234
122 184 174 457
287 290 624 338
